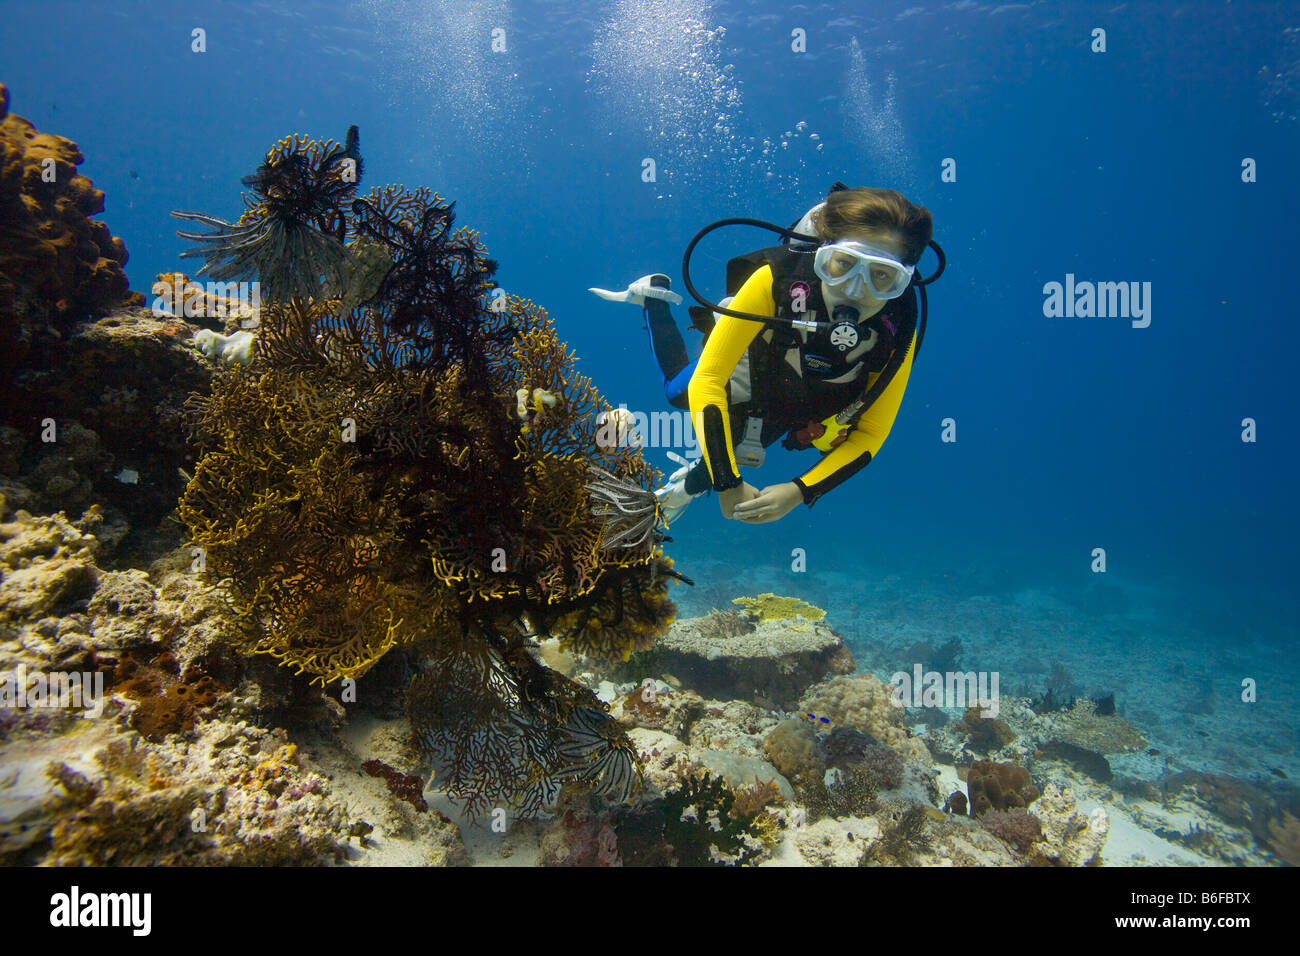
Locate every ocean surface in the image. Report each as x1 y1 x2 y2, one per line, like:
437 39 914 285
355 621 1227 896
2 0 1298 865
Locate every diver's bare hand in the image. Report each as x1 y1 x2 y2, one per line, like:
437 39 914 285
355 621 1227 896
718 482 760 519
732 482 803 523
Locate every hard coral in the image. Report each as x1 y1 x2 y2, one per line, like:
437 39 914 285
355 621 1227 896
960 706 1017 751
799 674 908 748
732 592 826 623
0 83 141 337
762 719 825 787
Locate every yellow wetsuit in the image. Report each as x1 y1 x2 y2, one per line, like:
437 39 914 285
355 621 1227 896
687 264 917 506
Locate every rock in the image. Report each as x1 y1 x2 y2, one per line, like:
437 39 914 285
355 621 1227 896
791 815 879 866
1030 782 1109 866
696 749 795 803
633 614 855 709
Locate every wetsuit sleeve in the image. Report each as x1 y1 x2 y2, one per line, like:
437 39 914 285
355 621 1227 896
792 327 918 506
687 265 775 490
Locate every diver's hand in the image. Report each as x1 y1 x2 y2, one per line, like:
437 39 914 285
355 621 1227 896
732 483 804 523
718 482 760 519
588 274 682 306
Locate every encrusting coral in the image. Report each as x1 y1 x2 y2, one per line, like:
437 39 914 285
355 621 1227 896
732 592 826 623
175 130 685 820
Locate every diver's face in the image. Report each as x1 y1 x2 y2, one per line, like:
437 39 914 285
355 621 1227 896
820 230 908 318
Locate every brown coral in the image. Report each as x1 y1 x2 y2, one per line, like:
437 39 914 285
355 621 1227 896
0 83 141 351
112 651 224 742
981 808 1042 855
362 758 428 813
1267 811 1300 867
960 706 1017 751
966 760 1038 817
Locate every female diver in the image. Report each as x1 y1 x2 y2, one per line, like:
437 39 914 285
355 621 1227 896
591 184 936 526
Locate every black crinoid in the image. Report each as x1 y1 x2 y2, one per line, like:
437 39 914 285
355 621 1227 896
350 185 505 378
171 126 365 303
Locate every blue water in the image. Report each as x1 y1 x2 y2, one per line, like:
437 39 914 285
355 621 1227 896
4 0 1297 775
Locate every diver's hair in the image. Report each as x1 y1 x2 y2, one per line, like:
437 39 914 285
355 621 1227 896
811 187 933 266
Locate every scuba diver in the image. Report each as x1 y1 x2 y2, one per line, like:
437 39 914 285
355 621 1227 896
590 183 942 527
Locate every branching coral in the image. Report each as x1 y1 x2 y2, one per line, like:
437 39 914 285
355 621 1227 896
861 804 932 866
658 771 770 866
178 133 684 818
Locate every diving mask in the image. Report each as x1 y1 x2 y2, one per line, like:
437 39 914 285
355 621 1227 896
813 240 914 300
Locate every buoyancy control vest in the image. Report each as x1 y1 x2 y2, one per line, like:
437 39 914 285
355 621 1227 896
687 244 920 453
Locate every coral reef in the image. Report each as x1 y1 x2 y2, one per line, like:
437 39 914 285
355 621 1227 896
791 815 879 866
693 607 754 639
805 765 880 822
173 132 687 819
361 759 428 813
43 719 349 865
0 507 99 623
2 305 215 553
113 651 224 742
861 803 932 865
1043 698 1145 754
540 806 621 866
152 271 260 333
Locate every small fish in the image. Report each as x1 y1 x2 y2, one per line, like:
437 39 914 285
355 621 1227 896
660 673 681 688
1271 767 1289 780
115 468 139 484
1147 748 1161 756
128 169 139 179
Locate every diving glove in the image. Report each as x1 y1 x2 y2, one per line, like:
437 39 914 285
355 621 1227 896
653 452 696 527
589 274 683 307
